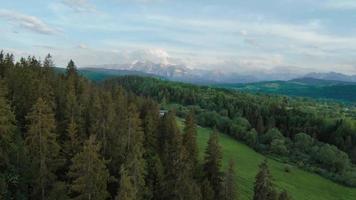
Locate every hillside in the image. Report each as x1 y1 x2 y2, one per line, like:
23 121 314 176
177 119 356 200
216 78 356 102
75 68 356 103
54 67 162 81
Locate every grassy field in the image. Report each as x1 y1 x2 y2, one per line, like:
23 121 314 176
177 119 356 200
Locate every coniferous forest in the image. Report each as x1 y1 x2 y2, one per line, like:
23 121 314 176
113 76 356 187
3 51 356 200
0 52 292 200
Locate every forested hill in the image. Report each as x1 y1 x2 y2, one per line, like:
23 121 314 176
110 76 356 187
1 51 356 200
54 67 162 81
1 52 302 200
215 78 356 102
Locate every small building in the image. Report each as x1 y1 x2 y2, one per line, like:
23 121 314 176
159 109 168 117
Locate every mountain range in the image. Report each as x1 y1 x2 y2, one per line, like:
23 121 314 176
83 61 356 84
216 77 356 102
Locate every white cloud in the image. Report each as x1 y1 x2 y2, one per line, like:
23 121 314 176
0 9 58 35
62 0 97 13
127 48 171 64
78 44 89 49
324 0 356 10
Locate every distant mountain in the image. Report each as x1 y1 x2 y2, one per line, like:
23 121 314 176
78 67 161 81
84 61 260 84
82 61 356 85
303 72 356 82
290 77 356 86
216 77 356 102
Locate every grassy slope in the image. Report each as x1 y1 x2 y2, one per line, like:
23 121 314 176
177 119 356 200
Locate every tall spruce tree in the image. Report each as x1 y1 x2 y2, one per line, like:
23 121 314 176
66 60 77 78
63 117 80 160
159 111 182 199
0 81 18 199
0 82 16 173
223 159 237 200
142 105 163 200
182 110 199 176
253 159 276 200
116 168 135 200
25 97 60 200
122 104 146 200
68 135 110 200
201 179 214 200
203 129 223 199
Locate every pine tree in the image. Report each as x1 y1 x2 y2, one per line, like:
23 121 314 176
201 178 214 200
107 87 128 196
116 168 135 200
253 159 276 200
64 82 80 125
0 82 16 170
122 104 146 200
0 82 18 198
278 190 292 200
66 60 77 78
68 135 110 200
144 154 164 200
182 110 199 176
159 111 185 199
223 159 237 200
25 97 60 200
203 129 223 199
177 147 202 200
142 106 163 200
63 117 80 160
143 109 159 155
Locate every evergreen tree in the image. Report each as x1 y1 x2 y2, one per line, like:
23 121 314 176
122 104 146 200
25 98 60 200
66 60 77 78
159 111 184 199
0 82 16 172
203 129 223 199
116 168 135 200
143 108 159 155
201 179 214 200
253 159 276 200
182 110 199 176
223 159 237 200
142 105 163 200
144 154 164 200
68 135 110 200
106 87 128 196
0 81 19 199
63 117 80 160
177 148 202 200
64 82 80 127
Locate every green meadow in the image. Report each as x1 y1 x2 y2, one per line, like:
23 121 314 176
177 119 356 200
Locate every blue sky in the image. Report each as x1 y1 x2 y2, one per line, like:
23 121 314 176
1 0 356 74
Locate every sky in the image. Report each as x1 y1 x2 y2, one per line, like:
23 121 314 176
1 0 356 74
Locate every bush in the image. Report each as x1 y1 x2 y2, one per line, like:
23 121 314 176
284 164 292 173
270 139 288 155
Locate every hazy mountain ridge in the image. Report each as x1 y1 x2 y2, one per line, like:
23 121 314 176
84 60 356 84
83 61 308 83
216 77 356 102
304 72 356 82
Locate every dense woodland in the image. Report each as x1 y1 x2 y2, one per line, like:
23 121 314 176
0 52 292 200
112 76 356 186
